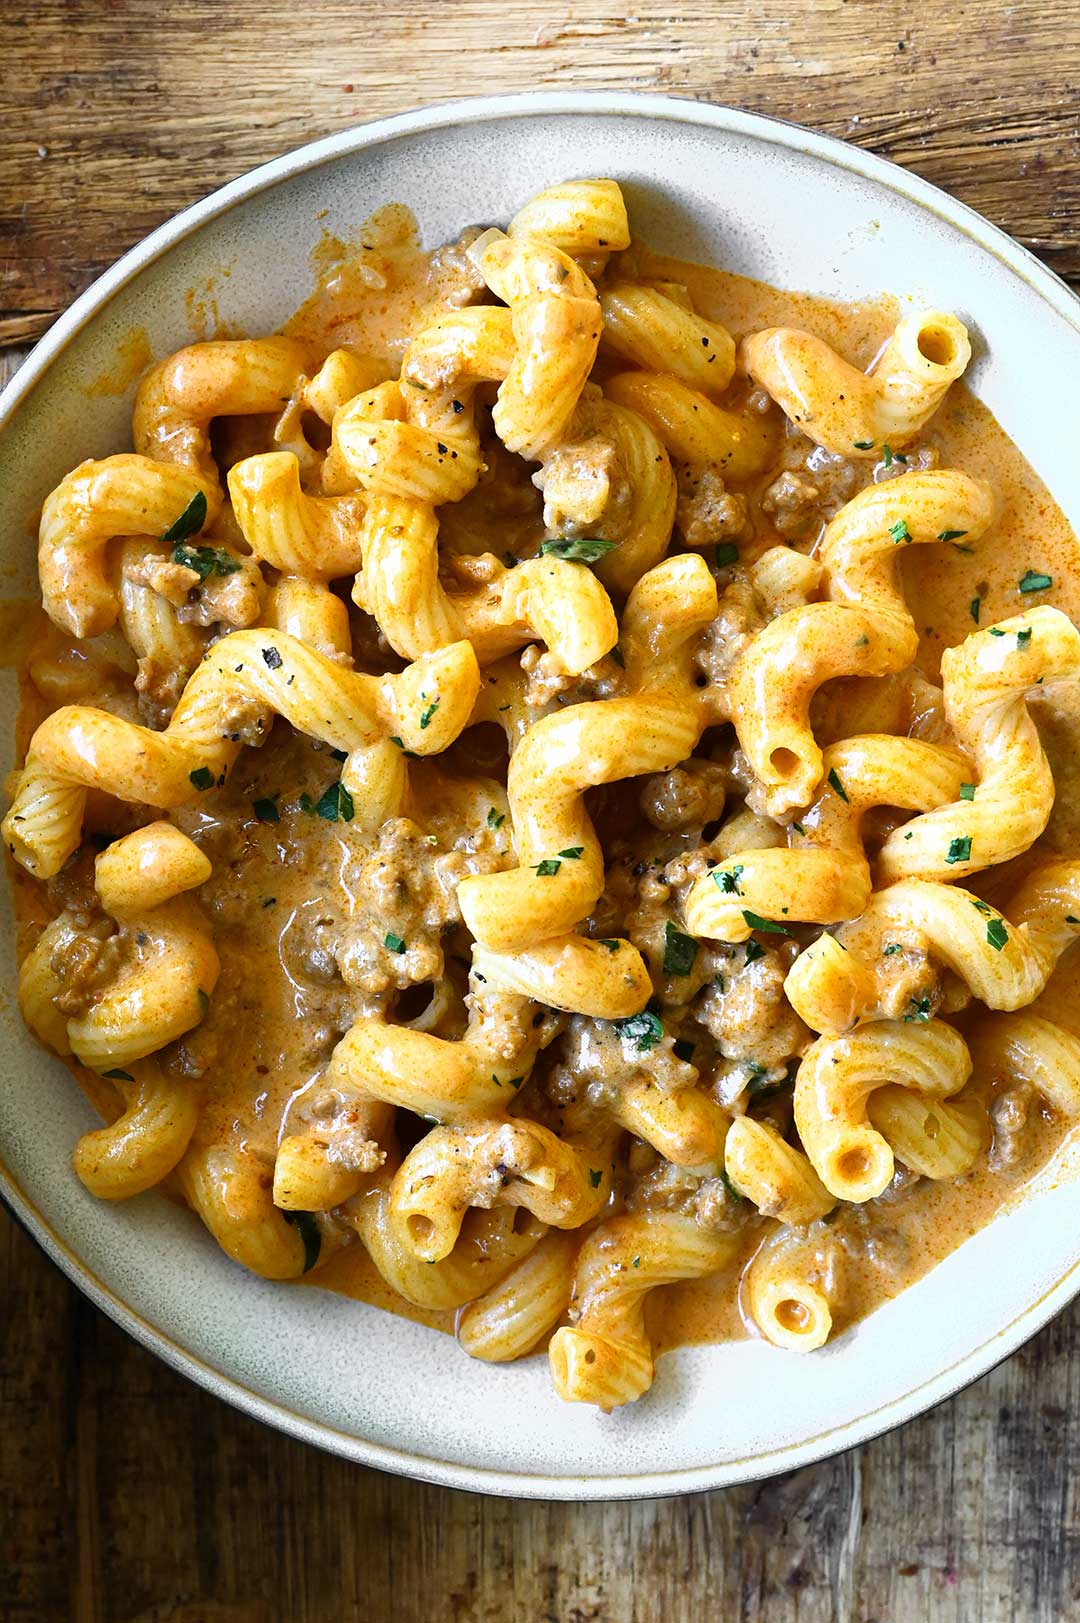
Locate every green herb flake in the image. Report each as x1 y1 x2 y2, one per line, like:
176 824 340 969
673 1038 696 1062
1016 627 1033 648
970 597 981 623
558 846 584 859
989 627 1006 638
827 767 849 803
720 1169 744 1203
946 835 972 865
253 795 280 823
487 807 505 829
883 943 902 957
853 440 874 450
172 541 243 581
1067 915 1080 925
419 694 440 730
938 529 968 544
741 909 789 935
615 1010 664 1052
715 542 740 569
959 783 976 801
986 917 1009 951
597 939 621 953
506 1076 524 1090
791 821 806 837
904 995 932 1023
588 1167 603 1189
384 932 406 953
103 1067 134 1081
282 1209 322 1273
971 899 993 916
1019 569 1053 594
388 735 419 757
609 643 625 668
539 536 618 564
713 864 744 895
663 922 699 977
744 940 766 963
189 766 215 791
534 858 562 877
161 490 208 545
314 781 355 823
889 518 912 545
882 443 894 469
632 1255 641 1268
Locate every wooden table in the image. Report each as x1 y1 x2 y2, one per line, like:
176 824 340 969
3 4 1079 1619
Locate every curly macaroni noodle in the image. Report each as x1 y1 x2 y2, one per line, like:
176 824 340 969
10 175 1080 1410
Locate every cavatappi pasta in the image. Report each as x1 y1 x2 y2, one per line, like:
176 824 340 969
11 180 1080 1413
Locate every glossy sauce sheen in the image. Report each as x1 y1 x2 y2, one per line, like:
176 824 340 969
19 217 1080 1357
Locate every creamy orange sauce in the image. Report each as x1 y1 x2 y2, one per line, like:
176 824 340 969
13 215 1080 1368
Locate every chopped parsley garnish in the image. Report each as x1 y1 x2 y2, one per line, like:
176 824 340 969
1067 915 1080 925
741 910 789 935
971 898 993 916
189 766 215 791
312 781 355 823
853 439 874 450
616 1010 664 1051
172 542 242 580
673 1038 696 1062
384 932 406 953
827 767 849 803
282 1209 321 1272
744 940 766 963
713 864 744 895
261 646 283 670
632 1255 641 1268
970 597 981 624
986 917 1009 951
328 748 348 762
1019 569 1053 594
882 443 894 469
103 1068 134 1081
663 922 699 977
505 1076 524 1090
959 783 975 801
938 529 968 544
558 846 584 859
609 644 625 668
791 821 806 837
889 518 911 545
388 736 419 757
161 490 208 544
1016 627 1033 649
883 943 902 957
487 807 505 829
721 1170 744 1203
539 536 618 564
989 627 1006 637
419 694 440 730
946 836 972 865
905 995 932 1023
715 542 740 569
253 795 280 823
534 858 561 876
588 1167 603 1189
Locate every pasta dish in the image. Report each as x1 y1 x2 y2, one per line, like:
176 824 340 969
9 178 1080 1410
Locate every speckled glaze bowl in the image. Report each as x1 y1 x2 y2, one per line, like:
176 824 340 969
3 93 1080 1499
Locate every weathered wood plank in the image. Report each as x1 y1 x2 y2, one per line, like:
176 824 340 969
1 0 1078 342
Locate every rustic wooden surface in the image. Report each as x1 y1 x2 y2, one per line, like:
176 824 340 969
3 3 1080 1619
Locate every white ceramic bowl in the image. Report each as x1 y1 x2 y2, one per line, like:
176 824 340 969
3 92 1080 1500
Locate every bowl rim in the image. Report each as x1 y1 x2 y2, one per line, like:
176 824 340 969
3 88 1080 1501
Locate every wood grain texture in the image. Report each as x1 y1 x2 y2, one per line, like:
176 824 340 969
1 0 1079 342
4 5 1080 1619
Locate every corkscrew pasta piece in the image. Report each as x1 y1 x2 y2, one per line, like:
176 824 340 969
605 369 776 483
133 336 317 484
470 938 652 1020
787 860 1080 1035
228 450 368 579
326 991 550 1123
878 606 1080 882
723 1116 835 1225
969 1012 1080 1120
272 1099 392 1213
262 575 353 664
600 282 736 395
683 735 966 941
389 1115 613 1263
72 1061 203 1202
18 822 218 1072
507 178 631 258
793 1019 974 1201
457 1229 579 1363
4 628 480 875
866 1085 989 1182
549 1214 739 1407
609 1076 730 1175
458 552 718 953
742 309 971 455
177 1142 310 1280
39 456 218 639
117 539 210 724
728 470 996 814
744 1226 833 1353
467 226 602 459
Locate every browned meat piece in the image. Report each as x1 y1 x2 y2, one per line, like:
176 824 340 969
676 466 748 549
